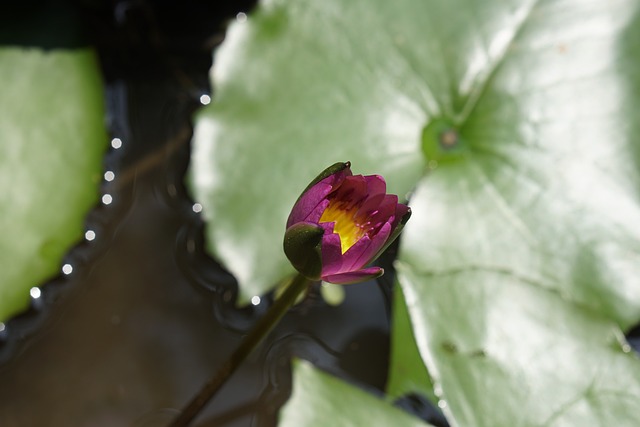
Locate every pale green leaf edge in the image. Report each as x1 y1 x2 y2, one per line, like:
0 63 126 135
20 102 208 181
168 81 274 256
279 359 436 427
386 284 438 406
0 47 107 322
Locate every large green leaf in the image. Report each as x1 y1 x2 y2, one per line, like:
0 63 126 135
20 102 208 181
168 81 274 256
279 360 435 427
190 0 428 303
191 0 640 424
386 284 437 405
397 263 640 427
394 0 640 425
0 48 107 322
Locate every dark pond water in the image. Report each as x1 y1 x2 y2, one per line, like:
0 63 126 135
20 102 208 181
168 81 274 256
0 2 448 426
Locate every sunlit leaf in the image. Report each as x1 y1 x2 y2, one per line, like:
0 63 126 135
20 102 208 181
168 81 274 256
395 0 640 424
398 260 640 426
0 48 107 322
386 285 437 405
279 360 435 427
189 0 427 303
191 0 640 424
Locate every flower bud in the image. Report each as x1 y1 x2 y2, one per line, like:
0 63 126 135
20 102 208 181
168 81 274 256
284 162 411 284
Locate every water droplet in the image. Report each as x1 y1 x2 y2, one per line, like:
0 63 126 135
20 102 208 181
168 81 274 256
0 322 5 332
102 194 113 205
438 400 447 409
104 171 115 182
433 384 443 397
192 203 203 213
251 296 261 306
30 287 41 299
622 343 631 353
236 12 247 23
199 94 211 105
62 264 73 275
111 137 123 149
428 160 438 169
85 230 96 241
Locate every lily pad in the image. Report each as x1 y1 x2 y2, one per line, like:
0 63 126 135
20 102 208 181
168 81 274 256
397 260 640 426
190 0 640 424
0 48 107 322
189 0 426 303
386 285 437 405
394 0 640 424
279 360 435 427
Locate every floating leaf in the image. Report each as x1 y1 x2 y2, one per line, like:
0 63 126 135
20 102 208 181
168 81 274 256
190 0 640 424
279 360 435 427
189 0 426 303
0 48 107 322
386 285 437 405
398 261 640 426
394 0 640 424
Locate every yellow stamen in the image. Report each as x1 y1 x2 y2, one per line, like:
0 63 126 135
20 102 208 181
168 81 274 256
319 201 366 253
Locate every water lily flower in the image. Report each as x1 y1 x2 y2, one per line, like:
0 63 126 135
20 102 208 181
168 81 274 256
284 162 411 284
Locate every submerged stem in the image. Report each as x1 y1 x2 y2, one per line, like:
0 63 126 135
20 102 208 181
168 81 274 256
170 273 311 427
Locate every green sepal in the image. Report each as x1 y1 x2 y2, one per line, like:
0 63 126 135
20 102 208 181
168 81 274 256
283 222 325 280
297 161 350 200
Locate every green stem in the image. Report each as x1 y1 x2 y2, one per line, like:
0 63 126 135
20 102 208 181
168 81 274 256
170 273 311 427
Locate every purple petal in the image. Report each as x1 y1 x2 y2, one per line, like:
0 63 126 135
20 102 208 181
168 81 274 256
350 221 392 270
304 198 331 225
356 175 387 217
287 182 332 228
319 223 343 276
319 221 335 234
333 175 368 207
391 203 410 229
287 169 349 227
368 195 398 230
338 234 374 273
323 267 384 285
376 194 399 216
365 175 386 197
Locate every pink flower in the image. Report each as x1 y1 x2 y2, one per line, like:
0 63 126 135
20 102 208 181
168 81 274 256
284 162 411 284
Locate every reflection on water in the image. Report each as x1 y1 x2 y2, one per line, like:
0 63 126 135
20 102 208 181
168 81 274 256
29 287 41 300
101 193 113 205
85 230 97 241
111 137 123 150
62 263 73 275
